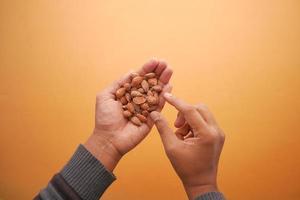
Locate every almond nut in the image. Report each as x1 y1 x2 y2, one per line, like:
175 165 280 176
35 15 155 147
120 96 128 104
138 88 145 93
131 76 143 87
147 95 158 105
145 72 156 79
116 87 126 98
141 80 149 92
125 93 131 102
131 90 143 97
123 110 132 118
152 85 162 92
136 113 147 123
126 103 135 113
123 83 131 91
142 110 149 117
131 116 142 126
140 103 149 110
133 96 146 104
148 78 158 86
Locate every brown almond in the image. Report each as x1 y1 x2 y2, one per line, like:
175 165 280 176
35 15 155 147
133 96 146 104
148 105 158 112
142 110 149 117
147 95 158 105
120 96 128 104
141 80 149 92
131 76 143 87
126 103 135 113
125 93 131 102
116 87 126 98
123 110 132 118
145 72 156 79
147 90 154 96
133 103 141 113
131 90 143 97
138 88 145 93
152 85 162 92
123 83 131 91
148 78 158 86
131 116 142 126
136 113 147 123
141 103 149 110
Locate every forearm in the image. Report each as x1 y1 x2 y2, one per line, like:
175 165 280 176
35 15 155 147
35 144 116 200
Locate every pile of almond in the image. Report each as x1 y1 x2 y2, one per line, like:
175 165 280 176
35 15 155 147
115 72 162 126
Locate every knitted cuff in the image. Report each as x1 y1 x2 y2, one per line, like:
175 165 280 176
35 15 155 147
60 144 116 200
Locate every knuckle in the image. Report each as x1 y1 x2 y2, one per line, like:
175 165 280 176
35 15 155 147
195 103 209 111
183 105 196 114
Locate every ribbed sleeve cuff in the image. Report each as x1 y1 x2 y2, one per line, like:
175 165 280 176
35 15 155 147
195 192 225 200
60 144 116 200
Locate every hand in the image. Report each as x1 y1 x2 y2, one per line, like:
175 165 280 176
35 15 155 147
150 93 225 200
84 59 173 172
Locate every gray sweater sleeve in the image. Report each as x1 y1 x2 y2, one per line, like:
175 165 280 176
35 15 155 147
36 144 225 200
60 144 116 200
35 144 116 200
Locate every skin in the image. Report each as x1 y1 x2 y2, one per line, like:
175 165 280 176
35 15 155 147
84 58 173 171
84 59 225 199
150 93 225 200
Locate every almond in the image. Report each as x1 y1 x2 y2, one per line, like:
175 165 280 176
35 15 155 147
126 103 135 113
148 105 158 112
123 110 132 118
142 110 149 117
148 78 158 86
131 90 143 97
136 113 147 123
125 93 131 102
147 95 158 105
145 72 156 79
138 88 145 93
131 76 143 87
133 96 146 104
123 83 131 91
141 103 149 110
116 87 126 98
141 80 149 92
131 116 142 126
120 96 128 104
152 85 162 92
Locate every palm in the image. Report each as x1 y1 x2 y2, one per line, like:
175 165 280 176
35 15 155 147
93 59 173 155
94 95 151 154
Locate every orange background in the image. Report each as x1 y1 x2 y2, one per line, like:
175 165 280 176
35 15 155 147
0 0 300 199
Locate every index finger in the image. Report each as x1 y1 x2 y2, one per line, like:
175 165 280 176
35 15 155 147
163 93 207 134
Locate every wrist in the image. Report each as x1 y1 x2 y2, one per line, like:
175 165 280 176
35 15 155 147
84 133 122 172
184 184 218 200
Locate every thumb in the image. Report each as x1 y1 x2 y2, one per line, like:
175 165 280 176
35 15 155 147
150 111 177 148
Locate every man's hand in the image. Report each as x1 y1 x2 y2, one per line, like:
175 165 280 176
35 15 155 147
84 59 173 171
150 93 225 200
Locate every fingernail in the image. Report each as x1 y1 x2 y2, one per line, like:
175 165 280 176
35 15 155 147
150 111 159 120
164 92 172 99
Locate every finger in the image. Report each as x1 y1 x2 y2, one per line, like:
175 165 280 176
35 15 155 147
195 104 217 125
163 93 207 134
174 112 185 128
136 58 159 75
155 60 167 77
175 123 190 140
150 111 177 147
159 67 173 85
146 84 172 127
